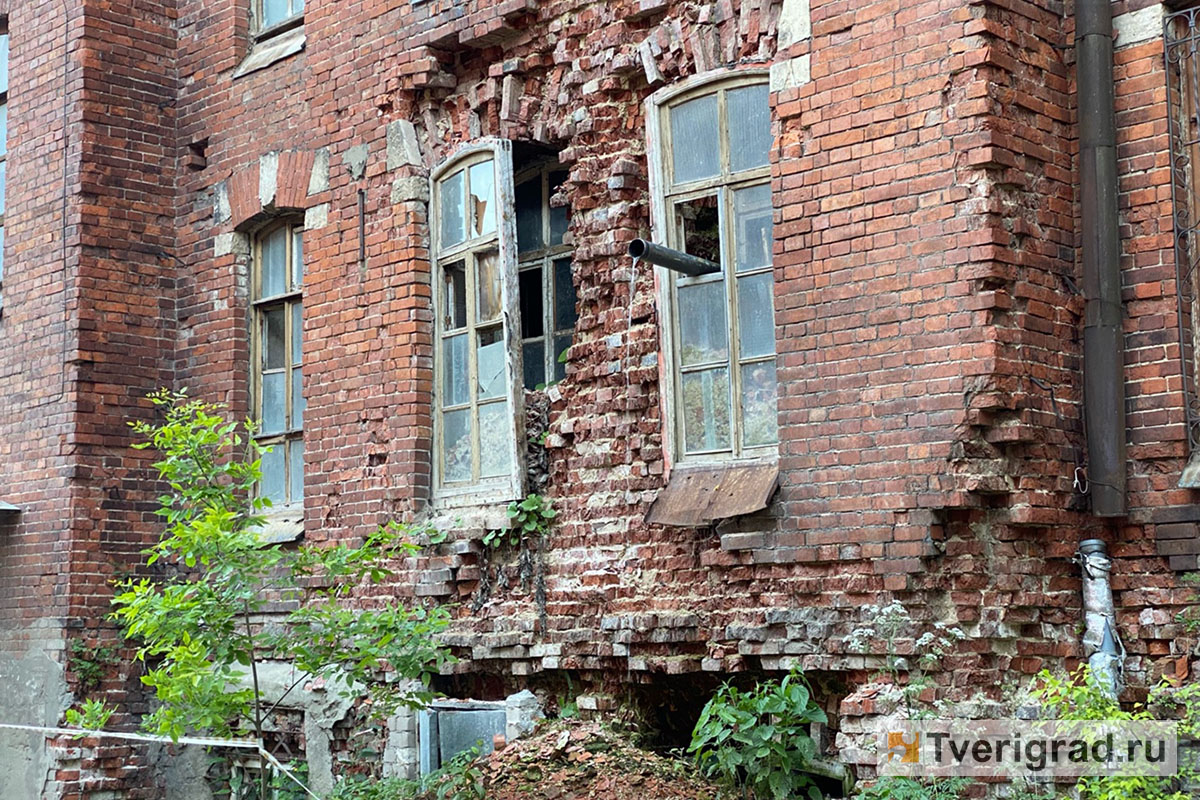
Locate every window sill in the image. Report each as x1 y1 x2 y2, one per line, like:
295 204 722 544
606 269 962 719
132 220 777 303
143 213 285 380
256 506 305 544
646 459 779 527
234 22 305 79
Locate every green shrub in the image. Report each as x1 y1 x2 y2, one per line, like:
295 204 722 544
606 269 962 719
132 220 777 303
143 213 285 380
688 669 827 800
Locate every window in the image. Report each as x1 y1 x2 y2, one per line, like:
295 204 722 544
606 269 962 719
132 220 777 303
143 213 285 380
0 27 9 313
649 74 778 461
432 142 524 501
252 223 305 510
1167 9 1200 470
254 0 304 35
515 161 576 388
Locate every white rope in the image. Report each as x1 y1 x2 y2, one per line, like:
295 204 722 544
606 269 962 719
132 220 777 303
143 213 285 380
0 722 259 749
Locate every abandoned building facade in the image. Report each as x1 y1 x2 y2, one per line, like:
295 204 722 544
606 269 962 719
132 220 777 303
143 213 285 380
1 0 1199 794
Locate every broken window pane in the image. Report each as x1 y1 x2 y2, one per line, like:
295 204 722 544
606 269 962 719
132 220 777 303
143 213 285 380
260 445 286 504
523 341 545 389
261 372 286 435
291 303 303 363
469 160 496 238
678 282 728 366
476 251 502 322
442 409 471 483
675 195 722 267
741 361 778 447
550 171 569 245
288 439 304 502
261 226 287 297
553 333 572 381
734 184 772 272
682 368 731 453
477 326 506 400
737 272 775 359
440 170 466 250
478 402 512 478
728 84 772 172
519 267 544 338
443 333 468 407
553 257 576 332
264 307 286 370
671 94 719 184
515 176 543 253
443 261 467 330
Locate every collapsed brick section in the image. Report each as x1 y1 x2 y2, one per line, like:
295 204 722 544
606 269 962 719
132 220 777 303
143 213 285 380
0 0 1199 795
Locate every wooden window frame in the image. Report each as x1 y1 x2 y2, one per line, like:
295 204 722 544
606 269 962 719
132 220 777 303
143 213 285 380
431 140 525 506
646 69 779 467
515 160 575 389
251 221 305 515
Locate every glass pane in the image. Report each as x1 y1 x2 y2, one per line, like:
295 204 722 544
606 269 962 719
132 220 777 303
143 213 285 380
553 333 572 382
263 307 286 370
728 84 772 172
443 261 467 330
292 367 305 428
294 0 305 12
519 267 544 338
670 94 720 184
477 326 506 400
288 439 304 503
263 0 289 27
0 160 7 217
741 361 778 447
675 196 721 267
291 303 303 364
479 402 512 478
439 170 466 250
734 184 773 273
523 341 545 389
550 171 569 245
677 282 728 366
0 36 9 96
681 368 731 453
291 228 303 289
261 227 287 298
261 372 286 435
553 258 577 332
0 226 6 283
469 160 496 238
0 105 8 159
737 272 775 359
260 445 285 504
442 409 471 483
515 177 543 253
476 250 502 322
443 333 468 407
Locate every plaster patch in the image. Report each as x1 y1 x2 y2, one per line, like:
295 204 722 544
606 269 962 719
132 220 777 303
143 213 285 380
304 203 330 230
770 54 811 91
1113 4 1164 48
386 120 423 170
258 151 280 209
309 148 330 195
345 144 369 180
778 0 811 49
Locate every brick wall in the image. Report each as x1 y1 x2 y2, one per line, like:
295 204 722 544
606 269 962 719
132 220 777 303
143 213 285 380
3 0 1200 794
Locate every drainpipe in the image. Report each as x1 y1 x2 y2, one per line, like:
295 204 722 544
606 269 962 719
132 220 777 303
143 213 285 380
1075 539 1126 699
1077 0 1126 516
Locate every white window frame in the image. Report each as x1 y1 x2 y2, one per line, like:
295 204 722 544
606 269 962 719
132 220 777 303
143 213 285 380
430 139 526 506
645 68 779 468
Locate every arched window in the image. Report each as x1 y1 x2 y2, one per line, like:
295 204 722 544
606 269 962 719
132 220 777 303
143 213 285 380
252 221 305 512
648 72 778 461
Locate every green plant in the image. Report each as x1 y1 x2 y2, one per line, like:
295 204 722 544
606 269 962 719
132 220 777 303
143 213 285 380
330 743 485 800
65 697 115 733
852 777 968 800
68 639 117 693
483 494 556 549
1030 666 1191 800
688 669 828 800
102 390 453 798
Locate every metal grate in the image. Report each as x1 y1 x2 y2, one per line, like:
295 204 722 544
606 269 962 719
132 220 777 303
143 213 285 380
1164 8 1200 452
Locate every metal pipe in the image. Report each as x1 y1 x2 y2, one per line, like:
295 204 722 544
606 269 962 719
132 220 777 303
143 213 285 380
628 239 720 276
1075 539 1125 699
1077 0 1126 516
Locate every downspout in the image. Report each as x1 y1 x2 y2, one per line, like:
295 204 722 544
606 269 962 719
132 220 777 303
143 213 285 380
1075 539 1126 699
1077 0 1127 516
